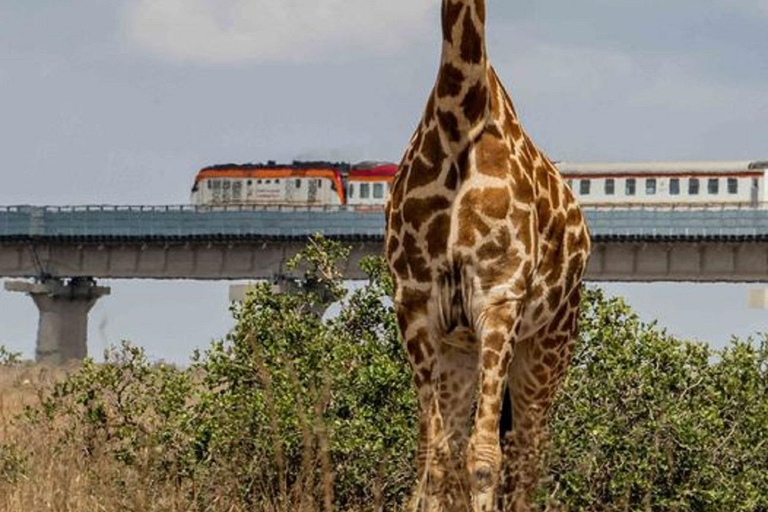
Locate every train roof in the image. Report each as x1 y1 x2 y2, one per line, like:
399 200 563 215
556 160 768 175
349 163 397 178
200 161 348 172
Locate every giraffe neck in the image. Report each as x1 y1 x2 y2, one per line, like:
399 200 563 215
441 0 487 68
435 0 490 139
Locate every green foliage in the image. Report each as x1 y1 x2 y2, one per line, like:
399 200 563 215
545 288 768 511
17 239 768 511
0 346 22 366
31 238 415 511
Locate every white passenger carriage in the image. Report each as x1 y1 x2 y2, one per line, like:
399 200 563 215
559 161 768 208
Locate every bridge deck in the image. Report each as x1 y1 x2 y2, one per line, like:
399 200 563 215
0 205 767 242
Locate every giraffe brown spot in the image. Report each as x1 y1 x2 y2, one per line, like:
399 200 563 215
403 232 433 282
437 109 461 142
536 167 549 192
460 8 483 64
513 173 534 204
565 253 585 293
566 205 583 227
424 93 436 124
511 211 533 254
444 164 459 190
401 287 431 314
569 288 582 308
546 285 563 313
388 208 403 234
426 213 451 258
482 187 511 218
532 364 548 384
483 350 499 368
548 173 562 211
476 130 511 178
392 252 409 279
421 126 447 166
407 336 425 365
475 0 486 25
441 0 464 44
477 238 505 261
505 113 523 141
538 198 552 231
457 147 471 181
438 63 465 98
461 80 487 124
484 331 506 350
402 195 451 231
386 235 400 259
543 353 558 368
406 156 441 192
457 197 491 247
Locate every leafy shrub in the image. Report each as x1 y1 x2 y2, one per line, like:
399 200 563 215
544 288 768 511
15 239 768 511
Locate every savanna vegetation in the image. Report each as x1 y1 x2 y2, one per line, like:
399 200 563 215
0 236 765 511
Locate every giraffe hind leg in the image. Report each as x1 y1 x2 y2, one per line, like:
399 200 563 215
500 289 581 512
467 300 524 512
436 329 479 511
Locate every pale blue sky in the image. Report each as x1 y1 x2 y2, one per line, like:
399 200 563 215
0 0 766 362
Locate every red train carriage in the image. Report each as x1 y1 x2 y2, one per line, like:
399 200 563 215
346 162 398 209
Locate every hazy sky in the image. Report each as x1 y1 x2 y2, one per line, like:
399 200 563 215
0 0 766 362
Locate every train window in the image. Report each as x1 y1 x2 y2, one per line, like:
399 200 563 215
317 179 323 189
373 183 385 199
604 179 615 195
689 178 700 195
295 179 301 188
275 179 280 184
247 180 252 186
257 179 262 184
728 178 738 194
670 179 680 195
207 180 212 190
232 181 242 200
708 178 719 195
348 184 354 198
265 180 271 184
579 180 591 195
646 178 657 195
360 183 371 199
626 178 636 196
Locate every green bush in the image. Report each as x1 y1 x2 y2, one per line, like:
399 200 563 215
545 288 768 511
21 238 768 511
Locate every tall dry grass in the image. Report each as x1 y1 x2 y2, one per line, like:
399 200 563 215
0 364 349 512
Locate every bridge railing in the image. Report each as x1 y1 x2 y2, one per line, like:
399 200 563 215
0 204 766 240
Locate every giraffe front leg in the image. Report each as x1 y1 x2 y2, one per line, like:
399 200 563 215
467 301 523 512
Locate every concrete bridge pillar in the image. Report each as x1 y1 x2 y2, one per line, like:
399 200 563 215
5 278 110 364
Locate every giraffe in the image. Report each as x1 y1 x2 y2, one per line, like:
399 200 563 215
384 0 591 510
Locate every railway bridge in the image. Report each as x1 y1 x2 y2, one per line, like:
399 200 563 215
1 204 767 363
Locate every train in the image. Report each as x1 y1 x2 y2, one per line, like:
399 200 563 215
191 160 768 209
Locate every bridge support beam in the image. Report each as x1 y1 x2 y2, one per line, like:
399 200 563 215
5 278 110 364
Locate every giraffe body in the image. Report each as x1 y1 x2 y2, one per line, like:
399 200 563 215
385 1 591 510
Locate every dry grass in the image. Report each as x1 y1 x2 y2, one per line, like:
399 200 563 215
0 364 358 512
